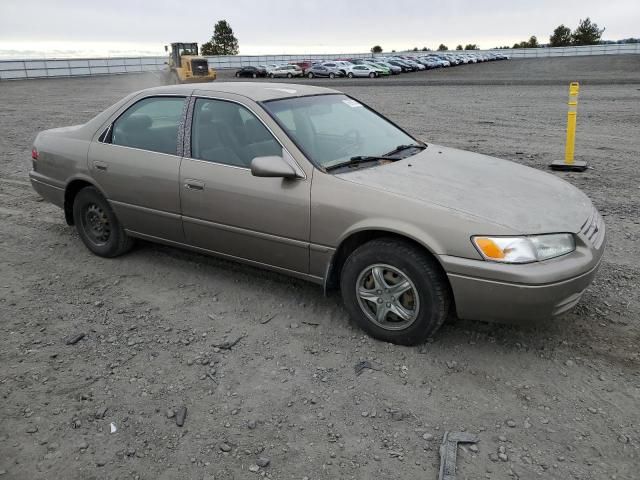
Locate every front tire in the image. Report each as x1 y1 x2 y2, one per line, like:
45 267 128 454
308 72 314 78
72 187 133 258
369 72 375 78
287 73 293 78
329 72 335 79
340 238 451 345
347 72 354 78
252 73 257 78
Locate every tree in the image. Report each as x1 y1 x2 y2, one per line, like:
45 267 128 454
421 46 431 51
201 20 239 56
455 44 463 50
437 44 448 51
512 36 539 49
464 44 478 50
572 17 605 45
550 24 572 47
371 45 383 53
412 47 419 51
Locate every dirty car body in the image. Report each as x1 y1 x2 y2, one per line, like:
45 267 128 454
30 82 605 345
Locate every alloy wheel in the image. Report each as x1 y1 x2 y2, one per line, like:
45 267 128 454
356 264 420 330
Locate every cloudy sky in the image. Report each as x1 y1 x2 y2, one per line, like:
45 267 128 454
0 0 638 58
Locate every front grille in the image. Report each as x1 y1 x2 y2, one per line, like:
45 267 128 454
191 59 209 76
580 207 605 248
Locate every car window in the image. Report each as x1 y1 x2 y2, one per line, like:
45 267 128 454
191 98 282 168
112 96 185 155
264 94 415 168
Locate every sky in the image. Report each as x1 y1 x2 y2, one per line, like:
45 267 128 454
0 0 638 58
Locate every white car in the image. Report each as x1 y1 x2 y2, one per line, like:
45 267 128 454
333 61 355 75
269 65 303 78
346 64 379 78
259 64 280 73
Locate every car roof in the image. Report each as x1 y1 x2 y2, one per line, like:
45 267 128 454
138 82 340 102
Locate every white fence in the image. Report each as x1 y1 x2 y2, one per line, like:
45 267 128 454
1 43 638 80
480 42 640 58
0 57 167 80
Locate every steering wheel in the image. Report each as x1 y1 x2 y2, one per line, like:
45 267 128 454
333 128 362 158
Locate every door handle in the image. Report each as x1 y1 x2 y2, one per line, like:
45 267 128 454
94 161 108 171
184 179 205 191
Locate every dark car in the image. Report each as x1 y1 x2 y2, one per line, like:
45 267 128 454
306 65 343 79
234 66 267 78
387 60 413 72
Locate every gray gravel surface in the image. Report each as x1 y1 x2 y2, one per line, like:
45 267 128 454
1 57 638 479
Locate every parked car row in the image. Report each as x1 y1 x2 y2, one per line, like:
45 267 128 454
234 52 510 80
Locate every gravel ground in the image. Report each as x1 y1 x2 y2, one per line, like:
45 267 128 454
0 56 639 480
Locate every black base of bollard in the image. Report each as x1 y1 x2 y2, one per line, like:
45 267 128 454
549 160 588 172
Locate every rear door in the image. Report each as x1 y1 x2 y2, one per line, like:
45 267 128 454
179 94 311 274
88 95 186 242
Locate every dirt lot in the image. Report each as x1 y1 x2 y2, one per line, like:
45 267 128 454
1 56 639 480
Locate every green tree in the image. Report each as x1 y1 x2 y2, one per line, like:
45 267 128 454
455 44 463 50
572 17 605 45
412 47 418 51
513 36 539 49
371 45 383 53
437 44 448 51
464 44 478 50
550 24 572 47
421 46 431 51
201 20 239 55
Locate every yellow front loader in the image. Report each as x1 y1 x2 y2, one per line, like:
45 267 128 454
164 42 216 84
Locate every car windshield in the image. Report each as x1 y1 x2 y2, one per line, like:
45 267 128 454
262 94 417 169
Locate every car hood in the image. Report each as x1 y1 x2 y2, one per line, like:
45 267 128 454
336 145 593 234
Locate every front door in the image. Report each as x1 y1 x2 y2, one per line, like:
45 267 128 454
88 95 186 242
180 96 311 274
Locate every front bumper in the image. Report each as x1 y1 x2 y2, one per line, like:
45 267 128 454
439 219 606 324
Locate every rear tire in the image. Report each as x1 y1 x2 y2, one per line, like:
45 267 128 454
252 73 257 78
340 238 451 345
369 72 375 78
235 72 240 78
329 72 335 79
308 72 314 78
287 73 293 78
347 72 354 78
72 187 133 258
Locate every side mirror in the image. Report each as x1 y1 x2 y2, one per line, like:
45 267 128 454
250 156 298 179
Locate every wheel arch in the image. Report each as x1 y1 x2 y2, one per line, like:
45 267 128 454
63 176 106 225
324 228 449 293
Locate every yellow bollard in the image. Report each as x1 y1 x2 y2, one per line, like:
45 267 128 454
550 82 588 171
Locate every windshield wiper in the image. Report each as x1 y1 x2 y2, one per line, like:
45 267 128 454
325 156 388 171
383 143 427 156
325 144 427 172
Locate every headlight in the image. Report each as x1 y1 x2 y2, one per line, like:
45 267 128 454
472 234 575 263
